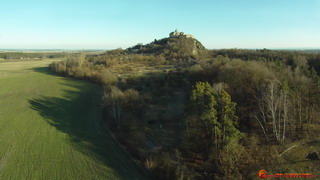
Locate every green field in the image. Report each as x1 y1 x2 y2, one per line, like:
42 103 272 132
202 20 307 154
0 59 147 179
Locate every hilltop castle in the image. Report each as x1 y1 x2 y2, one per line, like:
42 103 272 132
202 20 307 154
169 29 194 39
127 29 205 55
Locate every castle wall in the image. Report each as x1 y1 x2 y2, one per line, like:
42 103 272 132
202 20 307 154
169 31 194 39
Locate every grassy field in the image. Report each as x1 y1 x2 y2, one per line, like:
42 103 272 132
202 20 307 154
0 59 148 179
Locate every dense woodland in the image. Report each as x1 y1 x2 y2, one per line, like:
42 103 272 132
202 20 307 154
50 36 320 179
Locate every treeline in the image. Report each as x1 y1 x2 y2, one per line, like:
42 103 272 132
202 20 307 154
50 53 147 130
50 49 320 179
211 48 320 74
0 52 66 60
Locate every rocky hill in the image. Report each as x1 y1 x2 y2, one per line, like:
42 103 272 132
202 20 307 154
127 30 206 60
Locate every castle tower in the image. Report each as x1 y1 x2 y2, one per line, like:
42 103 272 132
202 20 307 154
170 29 183 38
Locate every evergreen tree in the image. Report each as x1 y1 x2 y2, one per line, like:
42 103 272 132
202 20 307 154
187 82 220 159
217 90 242 146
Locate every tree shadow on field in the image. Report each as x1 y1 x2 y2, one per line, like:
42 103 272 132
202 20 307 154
32 67 56 75
28 67 147 180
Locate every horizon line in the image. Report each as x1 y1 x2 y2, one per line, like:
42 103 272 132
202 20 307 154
1 47 320 51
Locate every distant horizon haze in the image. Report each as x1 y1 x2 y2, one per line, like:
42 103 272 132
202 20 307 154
0 0 319 49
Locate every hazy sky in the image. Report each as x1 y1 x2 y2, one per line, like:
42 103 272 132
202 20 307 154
0 0 319 49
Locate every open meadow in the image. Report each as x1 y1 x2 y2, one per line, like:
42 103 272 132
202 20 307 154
0 59 147 179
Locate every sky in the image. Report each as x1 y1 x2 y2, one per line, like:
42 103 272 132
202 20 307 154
0 0 319 49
